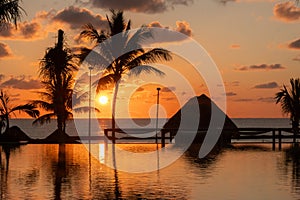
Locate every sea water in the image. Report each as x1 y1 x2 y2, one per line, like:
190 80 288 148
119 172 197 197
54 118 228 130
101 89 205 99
1 118 298 200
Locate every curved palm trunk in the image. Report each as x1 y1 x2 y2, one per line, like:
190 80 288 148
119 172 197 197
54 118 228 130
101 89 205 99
111 81 120 143
292 119 299 144
3 114 9 134
111 81 122 198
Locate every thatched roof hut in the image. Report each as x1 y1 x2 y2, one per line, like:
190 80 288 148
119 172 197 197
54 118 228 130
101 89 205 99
0 126 31 142
163 94 238 156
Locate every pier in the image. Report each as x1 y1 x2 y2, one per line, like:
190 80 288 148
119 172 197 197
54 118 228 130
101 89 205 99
101 128 299 150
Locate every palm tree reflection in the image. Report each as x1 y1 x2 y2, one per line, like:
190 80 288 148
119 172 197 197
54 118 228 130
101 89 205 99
283 145 300 195
0 144 20 199
53 144 66 200
112 143 122 199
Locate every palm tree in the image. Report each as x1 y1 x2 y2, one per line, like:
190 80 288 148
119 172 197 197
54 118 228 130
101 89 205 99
80 10 172 135
0 90 39 134
33 74 74 134
275 78 300 143
33 29 78 135
0 0 25 28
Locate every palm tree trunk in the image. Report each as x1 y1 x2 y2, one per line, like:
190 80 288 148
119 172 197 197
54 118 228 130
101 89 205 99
293 119 299 144
4 114 9 133
111 81 120 143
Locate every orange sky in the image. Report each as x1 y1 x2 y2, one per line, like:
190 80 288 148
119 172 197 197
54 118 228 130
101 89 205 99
0 0 300 119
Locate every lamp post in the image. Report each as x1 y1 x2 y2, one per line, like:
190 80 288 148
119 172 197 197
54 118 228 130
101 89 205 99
88 66 93 191
88 66 93 138
155 87 161 144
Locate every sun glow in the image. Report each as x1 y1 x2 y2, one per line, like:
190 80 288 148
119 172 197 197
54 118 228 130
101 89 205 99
98 95 108 105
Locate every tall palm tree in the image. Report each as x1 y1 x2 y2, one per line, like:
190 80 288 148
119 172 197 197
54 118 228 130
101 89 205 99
0 0 25 28
33 74 74 134
0 90 39 134
33 29 78 135
276 78 300 143
80 10 172 135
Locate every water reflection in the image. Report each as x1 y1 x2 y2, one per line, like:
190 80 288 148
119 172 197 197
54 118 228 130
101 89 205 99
53 144 66 200
2 144 300 199
283 145 300 196
0 144 21 199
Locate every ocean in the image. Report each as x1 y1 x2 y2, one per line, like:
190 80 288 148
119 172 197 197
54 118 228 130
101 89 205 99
9 118 291 139
2 118 300 200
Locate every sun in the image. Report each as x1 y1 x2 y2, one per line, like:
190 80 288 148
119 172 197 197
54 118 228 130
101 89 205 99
98 95 108 105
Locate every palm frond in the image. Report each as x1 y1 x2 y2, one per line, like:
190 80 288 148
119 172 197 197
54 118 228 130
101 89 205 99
127 65 165 77
95 73 116 92
31 100 54 111
78 47 110 69
124 27 152 52
9 104 40 118
73 106 100 113
32 113 56 126
80 23 107 43
0 0 25 28
127 48 172 67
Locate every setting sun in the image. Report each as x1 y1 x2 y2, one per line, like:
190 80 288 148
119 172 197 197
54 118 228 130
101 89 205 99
98 96 108 105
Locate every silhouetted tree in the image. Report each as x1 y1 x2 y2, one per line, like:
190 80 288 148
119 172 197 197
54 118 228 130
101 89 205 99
80 10 172 134
0 0 25 28
0 90 39 134
276 78 300 143
33 29 78 135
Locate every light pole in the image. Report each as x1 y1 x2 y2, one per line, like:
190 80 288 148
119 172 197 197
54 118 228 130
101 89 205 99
88 66 93 138
155 87 161 144
88 66 93 190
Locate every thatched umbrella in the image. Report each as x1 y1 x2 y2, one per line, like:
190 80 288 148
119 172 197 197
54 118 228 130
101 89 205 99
163 94 238 156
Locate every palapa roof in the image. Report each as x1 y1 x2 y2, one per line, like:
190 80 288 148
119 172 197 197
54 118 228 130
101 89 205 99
163 94 237 131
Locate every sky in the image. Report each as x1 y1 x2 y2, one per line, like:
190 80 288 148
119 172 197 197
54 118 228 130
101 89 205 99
0 0 300 118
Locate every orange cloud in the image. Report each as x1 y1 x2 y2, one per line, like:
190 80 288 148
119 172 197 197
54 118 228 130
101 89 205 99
273 2 300 22
0 42 13 59
148 20 193 37
288 38 300 49
230 44 240 49
77 0 193 14
0 21 47 40
235 63 285 71
175 21 192 37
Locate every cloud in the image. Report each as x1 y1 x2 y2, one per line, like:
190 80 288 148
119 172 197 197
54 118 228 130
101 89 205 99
257 97 275 103
0 74 5 82
136 87 144 92
19 22 42 39
234 97 275 103
235 63 285 71
288 38 300 49
0 77 42 90
148 21 164 28
273 2 300 22
224 92 237 96
161 86 176 92
230 44 240 49
293 55 300 61
253 82 279 89
78 0 193 14
234 98 254 102
148 20 193 37
216 0 237 5
215 0 273 5
52 6 108 30
0 43 12 58
163 97 176 101
0 21 46 40
175 21 192 37
231 81 240 86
